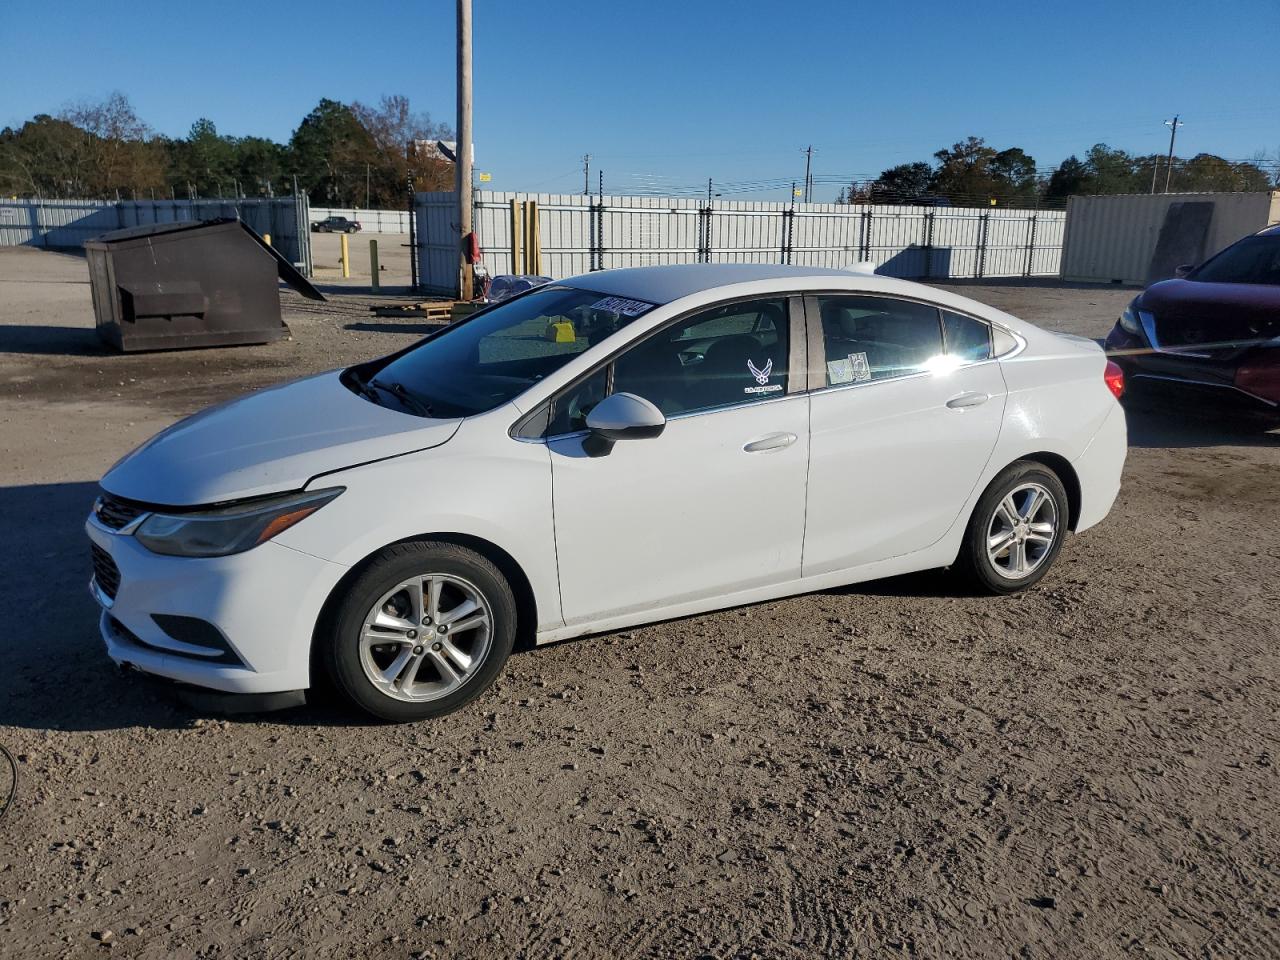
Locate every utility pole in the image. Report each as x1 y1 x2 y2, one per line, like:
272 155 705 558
365 163 371 208
456 0 474 300
582 154 591 195
801 145 814 202
1162 115 1183 193
707 177 713 204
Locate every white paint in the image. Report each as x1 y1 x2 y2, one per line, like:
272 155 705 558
87 266 1127 696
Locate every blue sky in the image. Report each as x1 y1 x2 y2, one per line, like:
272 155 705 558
4 0 1277 200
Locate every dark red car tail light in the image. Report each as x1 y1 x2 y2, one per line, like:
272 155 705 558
1234 354 1280 404
1104 360 1125 399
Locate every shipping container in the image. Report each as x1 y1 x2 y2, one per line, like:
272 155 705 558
1061 191 1280 286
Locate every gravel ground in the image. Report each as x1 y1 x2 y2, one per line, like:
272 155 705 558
1 248 1278 959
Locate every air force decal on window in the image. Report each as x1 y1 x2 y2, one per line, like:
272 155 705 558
745 358 782 395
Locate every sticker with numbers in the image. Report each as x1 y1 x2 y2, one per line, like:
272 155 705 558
590 296 654 317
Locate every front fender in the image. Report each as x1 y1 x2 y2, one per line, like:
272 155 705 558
274 419 562 632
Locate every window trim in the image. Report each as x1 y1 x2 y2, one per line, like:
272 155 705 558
511 293 805 441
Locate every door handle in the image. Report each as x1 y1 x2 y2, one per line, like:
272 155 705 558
946 392 990 409
743 432 797 453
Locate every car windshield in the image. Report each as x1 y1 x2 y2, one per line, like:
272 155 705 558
357 286 656 417
1190 235 1280 285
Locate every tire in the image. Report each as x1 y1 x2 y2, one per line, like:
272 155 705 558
957 460 1069 595
321 541 516 722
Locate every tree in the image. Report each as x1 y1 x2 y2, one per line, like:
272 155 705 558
232 136 286 197
168 118 237 197
931 137 1000 204
1045 155 1088 204
351 95 453 204
60 92 164 197
0 114 92 196
867 161 933 204
286 98 377 205
989 147 1037 203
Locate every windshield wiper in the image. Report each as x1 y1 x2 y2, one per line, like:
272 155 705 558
349 370 383 406
371 379 433 417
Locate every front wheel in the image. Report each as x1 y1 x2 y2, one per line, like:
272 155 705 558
322 541 516 721
958 461 1068 594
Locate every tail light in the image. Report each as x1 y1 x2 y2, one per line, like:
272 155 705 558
1235 355 1280 404
1104 360 1125 399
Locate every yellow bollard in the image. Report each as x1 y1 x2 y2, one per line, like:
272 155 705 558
369 238 380 292
262 232 271 247
340 232 350 278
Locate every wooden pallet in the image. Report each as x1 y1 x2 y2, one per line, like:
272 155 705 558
368 300 485 322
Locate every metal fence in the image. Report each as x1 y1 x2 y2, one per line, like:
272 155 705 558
310 206 414 234
0 196 313 274
413 190 1066 296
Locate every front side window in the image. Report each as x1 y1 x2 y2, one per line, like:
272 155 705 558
610 298 790 416
361 287 654 418
817 295 943 386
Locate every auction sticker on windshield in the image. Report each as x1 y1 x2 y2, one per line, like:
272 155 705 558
590 296 654 317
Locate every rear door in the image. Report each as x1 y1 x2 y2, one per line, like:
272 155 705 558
547 296 811 625
801 295 1007 577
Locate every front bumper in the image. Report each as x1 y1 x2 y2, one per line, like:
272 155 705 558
86 514 349 694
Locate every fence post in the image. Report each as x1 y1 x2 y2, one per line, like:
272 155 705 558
525 201 542 276
923 210 935 278
781 208 794 264
511 199 524 274
594 193 604 271
860 208 873 262
1023 213 1038 278
976 212 990 279
406 176 418 291
704 204 714 263
696 205 708 264
586 198 594 271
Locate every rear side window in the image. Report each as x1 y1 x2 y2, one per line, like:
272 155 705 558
816 295 943 385
992 326 1019 356
942 311 992 362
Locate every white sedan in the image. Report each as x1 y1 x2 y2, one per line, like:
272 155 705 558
86 264 1127 721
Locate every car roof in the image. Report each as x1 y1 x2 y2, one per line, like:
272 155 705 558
556 262 1041 340
1257 224 1280 237
559 263 863 304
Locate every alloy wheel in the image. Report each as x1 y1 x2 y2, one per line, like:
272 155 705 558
358 574 494 702
986 482 1058 580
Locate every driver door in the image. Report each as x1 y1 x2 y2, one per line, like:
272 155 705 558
546 296 811 626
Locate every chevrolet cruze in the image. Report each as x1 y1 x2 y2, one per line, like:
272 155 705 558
87 264 1127 721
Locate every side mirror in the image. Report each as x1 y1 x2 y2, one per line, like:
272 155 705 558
583 392 665 456
1174 263 1195 278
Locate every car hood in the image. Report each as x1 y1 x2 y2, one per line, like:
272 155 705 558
1139 278 1280 321
101 371 462 506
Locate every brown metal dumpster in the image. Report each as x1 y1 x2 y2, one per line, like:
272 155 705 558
84 218 324 352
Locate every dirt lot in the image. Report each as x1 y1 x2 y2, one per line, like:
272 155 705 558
1 247 1278 959
309 231 416 289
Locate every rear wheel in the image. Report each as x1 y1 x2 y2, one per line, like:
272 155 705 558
322 541 516 721
958 461 1068 594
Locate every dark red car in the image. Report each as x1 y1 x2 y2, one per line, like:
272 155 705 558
1105 224 1280 413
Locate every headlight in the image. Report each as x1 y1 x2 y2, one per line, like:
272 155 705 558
1119 304 1143 336
135 487 343 557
